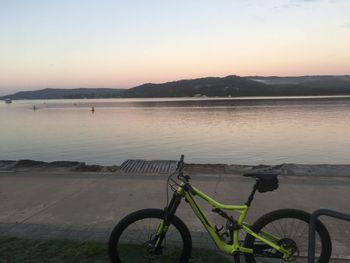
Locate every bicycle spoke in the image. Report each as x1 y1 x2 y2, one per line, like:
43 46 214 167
117 217 184 262
254 217 324 262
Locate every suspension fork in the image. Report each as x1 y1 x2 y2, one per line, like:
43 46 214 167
165 191 183 222
154 192 183 251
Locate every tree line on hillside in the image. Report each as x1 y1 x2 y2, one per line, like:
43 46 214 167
2 75 350 100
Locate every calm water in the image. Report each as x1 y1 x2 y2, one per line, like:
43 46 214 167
1 96 350 165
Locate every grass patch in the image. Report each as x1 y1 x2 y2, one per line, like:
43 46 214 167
0 237 232 263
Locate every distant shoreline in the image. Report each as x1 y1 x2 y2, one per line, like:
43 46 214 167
2 75 350 100
3 94 350 102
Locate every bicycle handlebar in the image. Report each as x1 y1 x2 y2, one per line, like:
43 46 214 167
180 154 184 162
177 154 185 171
176 154 191 182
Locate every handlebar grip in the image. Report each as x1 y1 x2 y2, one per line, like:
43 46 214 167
177 154 185 170
180 154 184 162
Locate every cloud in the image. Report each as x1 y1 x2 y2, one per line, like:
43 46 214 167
298 0 318 1
297 0 339 2
277 0 337 9
278 0 316 9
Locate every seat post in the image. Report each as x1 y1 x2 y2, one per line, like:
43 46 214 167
245 183 258 206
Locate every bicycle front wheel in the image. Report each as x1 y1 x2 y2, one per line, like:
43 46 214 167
108 208 192 263
244 209 332 263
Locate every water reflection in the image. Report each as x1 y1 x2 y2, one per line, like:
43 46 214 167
1 97 350 165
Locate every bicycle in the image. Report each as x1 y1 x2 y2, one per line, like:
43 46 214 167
108 155 332 263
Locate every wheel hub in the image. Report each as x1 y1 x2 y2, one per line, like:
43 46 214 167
141 234 164 259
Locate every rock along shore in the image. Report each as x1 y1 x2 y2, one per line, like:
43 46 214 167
1 159 350 178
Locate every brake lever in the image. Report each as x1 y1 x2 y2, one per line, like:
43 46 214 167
177 172 191 182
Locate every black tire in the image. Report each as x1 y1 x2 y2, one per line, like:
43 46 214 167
244 209 332 263
108 208 192 263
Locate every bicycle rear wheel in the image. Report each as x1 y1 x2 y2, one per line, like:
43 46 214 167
108 208 192 263
244 209 332 263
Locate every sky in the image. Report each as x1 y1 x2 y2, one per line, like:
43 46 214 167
0 0 350 94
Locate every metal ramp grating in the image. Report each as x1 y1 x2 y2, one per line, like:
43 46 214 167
120 159 178 174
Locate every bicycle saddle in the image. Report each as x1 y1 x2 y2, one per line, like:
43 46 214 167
243 171 279 193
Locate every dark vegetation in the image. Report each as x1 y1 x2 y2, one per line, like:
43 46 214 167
2 75 350 100
0 237 232 263
1 88 124 100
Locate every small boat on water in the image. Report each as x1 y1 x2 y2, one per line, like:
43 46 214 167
5 99 12 104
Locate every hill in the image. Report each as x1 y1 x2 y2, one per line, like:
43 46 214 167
122 75 350 98
122 75 270 98
1 75 350 100
1 88 124 100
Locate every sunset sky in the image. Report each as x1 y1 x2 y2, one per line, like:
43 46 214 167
0 0 349 94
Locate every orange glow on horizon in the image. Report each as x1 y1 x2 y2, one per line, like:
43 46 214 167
1 0 349 91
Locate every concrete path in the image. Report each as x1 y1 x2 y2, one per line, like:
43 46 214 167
0 170 349 262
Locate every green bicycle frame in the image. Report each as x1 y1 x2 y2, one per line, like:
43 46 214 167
157 182 292 259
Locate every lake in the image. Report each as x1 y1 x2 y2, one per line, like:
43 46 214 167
1 96 350 165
